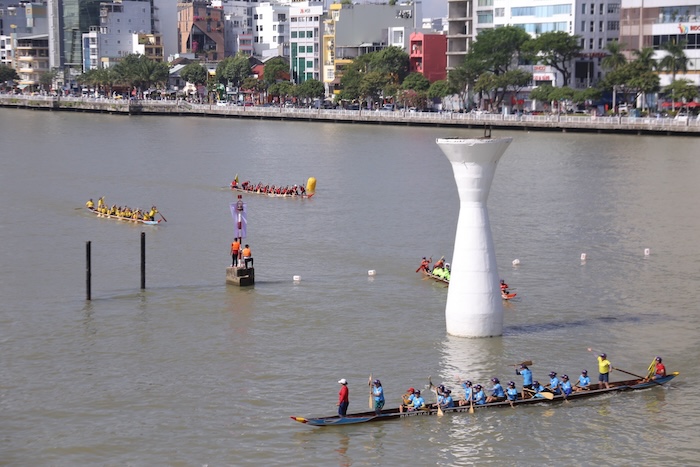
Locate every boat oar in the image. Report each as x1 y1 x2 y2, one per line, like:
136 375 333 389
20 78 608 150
428 377 444 416
523 388 554 400
614 367 666 387
511 360 533 367
368 374 373 410
158 212 167 222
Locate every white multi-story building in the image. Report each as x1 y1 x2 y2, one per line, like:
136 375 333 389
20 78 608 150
0 2 49 70
289 0 323 83
448 0 621 88
252 1 290 58
212 0 255 56
493 1 620 88
82 0 158 70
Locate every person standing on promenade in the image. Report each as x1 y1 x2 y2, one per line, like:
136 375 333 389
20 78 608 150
337 379 349 417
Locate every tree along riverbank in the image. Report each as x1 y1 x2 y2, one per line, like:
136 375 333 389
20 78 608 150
2 94 699 137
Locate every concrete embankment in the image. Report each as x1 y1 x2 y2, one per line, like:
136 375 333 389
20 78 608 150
1 95 699 136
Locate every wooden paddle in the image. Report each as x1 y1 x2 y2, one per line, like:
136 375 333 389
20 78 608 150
512 360 533 367
428 377 444 416
368 374 373 410
158 212 167 222
523 388 554 400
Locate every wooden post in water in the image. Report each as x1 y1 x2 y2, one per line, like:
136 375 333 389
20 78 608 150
141 232 146 289
86 241 91 300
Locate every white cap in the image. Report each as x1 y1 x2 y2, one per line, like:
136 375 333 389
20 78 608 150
338 378 347 385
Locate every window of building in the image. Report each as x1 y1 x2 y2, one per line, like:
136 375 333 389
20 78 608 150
495 8 504 17
477 0 493 6
291 31 297 38
589 21 593 32
273 25 277 31
477 12 493 23
581 20 585 31
598 38 603 49
254 14 258 19
607 20 619 31
581 3 586 14
599 20 603 32
307 60 312 68
307 31 312 38
589 4 594 14
589 38 593 49
599 3 604 15
607 4 619 15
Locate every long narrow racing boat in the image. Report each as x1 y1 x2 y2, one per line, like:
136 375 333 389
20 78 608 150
231 176 316 199
87 207 162 225
291 372 678 426
420 269 516 299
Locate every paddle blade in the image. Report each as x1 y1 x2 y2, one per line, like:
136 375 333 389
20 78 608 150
469 405 474 414
437 406 444 417
541 392 554 400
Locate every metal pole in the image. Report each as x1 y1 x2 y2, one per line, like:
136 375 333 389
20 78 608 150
86 241 91 300
141 232 146 289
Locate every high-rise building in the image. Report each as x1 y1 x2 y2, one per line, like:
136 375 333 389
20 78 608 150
619 0 700 87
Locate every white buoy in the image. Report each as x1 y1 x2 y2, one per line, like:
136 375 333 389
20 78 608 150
437 137 512 338
368 270 376 276
293 275 301 282
644 248 650 256
580 253 587 261
512 259 520 266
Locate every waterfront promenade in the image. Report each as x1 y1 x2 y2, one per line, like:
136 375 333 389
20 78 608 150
2 94 699 136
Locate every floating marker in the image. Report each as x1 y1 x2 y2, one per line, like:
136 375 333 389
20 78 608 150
512 259 520 266
580 253 587 261
293 275 301 282
644 248 650 256
368 270 376 276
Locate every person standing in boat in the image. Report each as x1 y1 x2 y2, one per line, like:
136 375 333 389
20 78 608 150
516 364 533 398
230 237 241 267
372 379 385 415
588 349 612 389
574 370 590 391
416 257 431 273
337 378 349 417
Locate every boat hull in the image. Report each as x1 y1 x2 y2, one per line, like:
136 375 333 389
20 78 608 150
87 207 160 225
291 372 679 426
231 186 314 199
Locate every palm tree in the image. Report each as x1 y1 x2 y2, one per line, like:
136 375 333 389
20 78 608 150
601 40 627 71
658 40 688 82
601 41 628 112
632 47 657 71
658 40 689 112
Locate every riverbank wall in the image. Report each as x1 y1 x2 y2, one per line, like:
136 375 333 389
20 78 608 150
2 94 699 137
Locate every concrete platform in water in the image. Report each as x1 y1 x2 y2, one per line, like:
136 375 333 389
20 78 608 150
226 266 254 286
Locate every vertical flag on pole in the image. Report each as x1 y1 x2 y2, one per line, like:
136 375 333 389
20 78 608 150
230 195 247 239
